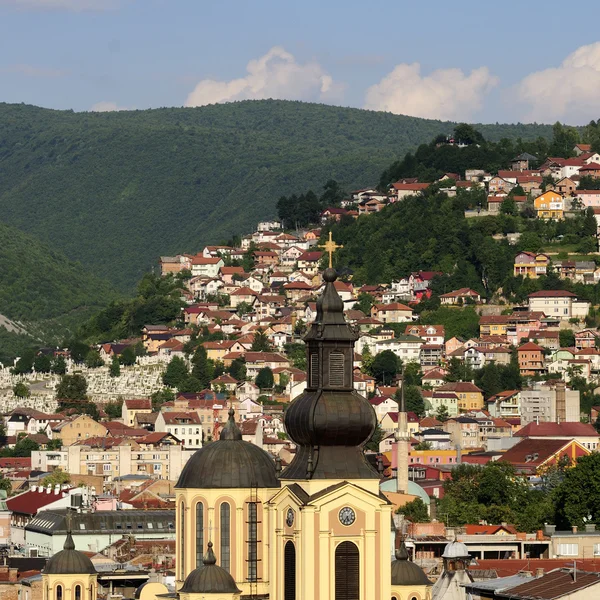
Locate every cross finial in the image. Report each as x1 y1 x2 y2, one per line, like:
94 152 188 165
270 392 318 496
319 231 344 269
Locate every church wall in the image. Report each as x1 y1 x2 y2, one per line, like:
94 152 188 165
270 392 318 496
390 585 432 600
42 574 96 600
175 487 276 598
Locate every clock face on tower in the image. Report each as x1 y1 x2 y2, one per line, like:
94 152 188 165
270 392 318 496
338 506 356 526
286 508 295 527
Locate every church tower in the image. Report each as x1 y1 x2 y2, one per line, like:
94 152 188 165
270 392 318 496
269 266 393 600
42 511 98 600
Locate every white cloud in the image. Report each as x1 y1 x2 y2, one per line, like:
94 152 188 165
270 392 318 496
185 46 344 107
0 64 67 77
90 101 130 112
516 43 600 124
0 0 119 10
364 62 498 121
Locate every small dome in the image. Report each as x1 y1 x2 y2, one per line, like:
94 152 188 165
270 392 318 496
442 540 470 559
44 532 96 575
391 542 431 586
176 409 280 489
180 542 240 594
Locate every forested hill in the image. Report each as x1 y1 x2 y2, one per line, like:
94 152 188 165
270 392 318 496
0 100 553 290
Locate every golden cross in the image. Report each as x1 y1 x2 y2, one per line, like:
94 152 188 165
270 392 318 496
319 231 344 269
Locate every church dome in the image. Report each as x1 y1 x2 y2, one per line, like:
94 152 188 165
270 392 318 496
44 531 96 575
391 542 431 586
442 540 470 559
176 409 280 489
180 542 241 594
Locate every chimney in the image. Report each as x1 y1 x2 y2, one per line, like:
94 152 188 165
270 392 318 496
535 568 544 578
572 526 578 534
544 524 556 535
30 485 36 492
585 524 596 533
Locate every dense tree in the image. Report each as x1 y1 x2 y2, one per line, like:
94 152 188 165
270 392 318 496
405 385 425 417
151 388 175 412
12 438 40 457
251 330 272 352
371 350 400 384
163 356 189 388
55 374 88 401
109 356 121 378
228 357 247 381
256 367 274 390
41 469 71 486
559 329 576 348
52 356 67 375
119 346 136 366
68 340 90 364
33 353 52 374
12 350 35 375
353 293 375 315
13 382 30 398
46 438 62 450
104 399 123 419
398 498 430 522
84 350 104 369
436 405 450 422
191 346 214 389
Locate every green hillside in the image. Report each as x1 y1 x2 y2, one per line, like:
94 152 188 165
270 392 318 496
0 220 117 346
0 100 553 290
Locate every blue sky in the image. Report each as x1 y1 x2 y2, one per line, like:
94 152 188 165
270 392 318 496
2 0 600 124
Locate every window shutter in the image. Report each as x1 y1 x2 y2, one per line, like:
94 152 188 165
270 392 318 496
329 352 344 387
284 541 296 600
310 353 319 387
335 541 359 600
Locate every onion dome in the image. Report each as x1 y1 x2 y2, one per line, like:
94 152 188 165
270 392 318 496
44 529 96 575
391 541 431 586
442 540 470 559
282 268 379 480
180 542 241 594
176 409 280 489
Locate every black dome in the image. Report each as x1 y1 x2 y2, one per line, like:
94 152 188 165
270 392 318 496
176 409 280 489
391 542 431 586
44 532 96 575
180 542 240 594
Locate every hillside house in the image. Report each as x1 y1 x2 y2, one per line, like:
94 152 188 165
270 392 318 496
439 288 481 305
517 342 545 377
534 191 564 219
527 290 590 320
371 302 413 323
190 256 224 278
513 251 550 278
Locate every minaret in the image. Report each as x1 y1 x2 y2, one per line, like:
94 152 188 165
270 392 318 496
281 267 379 483
396 368 410 494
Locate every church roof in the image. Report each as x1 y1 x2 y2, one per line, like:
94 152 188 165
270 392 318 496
43 528 96 575
180 542 241 594
391 542 432 586
175 409 280 489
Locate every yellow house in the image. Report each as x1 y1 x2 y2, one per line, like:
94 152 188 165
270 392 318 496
437 382 484 411
534 190 564 219
479 315 510 337
52 415 108 446
513 251 550 278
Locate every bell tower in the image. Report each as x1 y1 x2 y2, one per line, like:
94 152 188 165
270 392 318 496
281 267 379 488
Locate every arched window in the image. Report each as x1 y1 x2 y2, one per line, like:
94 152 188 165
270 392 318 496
196 502 204 568
247 502 258 582
74 585 81 600
179 501 185 579
220 502 231 572
335 541 359 600
284 541 296 600
55 586 63 600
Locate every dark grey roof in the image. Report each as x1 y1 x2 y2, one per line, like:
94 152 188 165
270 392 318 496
26 509 175 535
391 542 431 586
180 542 240 594
176 409 280 489
43 532 96 575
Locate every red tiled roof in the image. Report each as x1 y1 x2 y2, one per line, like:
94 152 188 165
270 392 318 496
500 567 600 599
515 421 598 438
469 559 599 578
161 411 202 425
437 382 483 393
124 399 151 410
6 487 71 515
528 290 577 298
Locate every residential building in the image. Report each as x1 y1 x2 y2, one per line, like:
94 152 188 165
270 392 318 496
517 342 545 376
371 302 413 323
155 412 203 448
422 390 459 417
51 415 108 446
405 324 445 345
374 335 424 362
437 382 484 412
121 399 152 427
515 421 599 451
439 288 481 305
520 381 580 425
444 416 481 449
513 251 550 278
479 315 510 337
528 290 590 320
190 256 224 278
487 390 521 419
534 191 564 219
